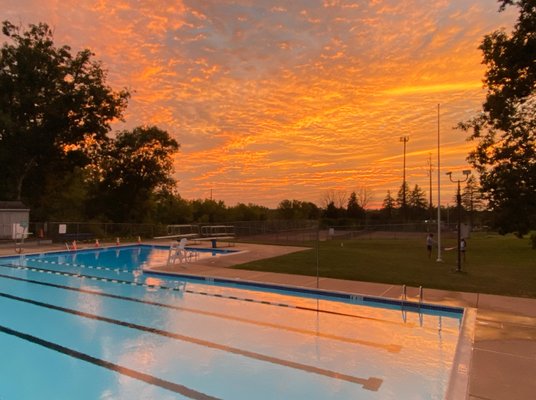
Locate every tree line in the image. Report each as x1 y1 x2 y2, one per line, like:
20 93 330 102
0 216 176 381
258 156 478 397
1 0 534 237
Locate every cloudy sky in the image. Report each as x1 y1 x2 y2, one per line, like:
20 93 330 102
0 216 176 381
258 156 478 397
3 0 517 208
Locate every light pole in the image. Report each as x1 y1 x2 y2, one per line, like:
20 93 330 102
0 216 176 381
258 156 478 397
400 136 409 219
427 153 433 220
446 170 471 272
436 104 442 262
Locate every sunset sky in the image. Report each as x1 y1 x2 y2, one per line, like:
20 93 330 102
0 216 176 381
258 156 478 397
3 0 517 208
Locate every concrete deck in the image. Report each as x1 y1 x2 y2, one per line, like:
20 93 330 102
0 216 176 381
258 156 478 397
2 240 535 400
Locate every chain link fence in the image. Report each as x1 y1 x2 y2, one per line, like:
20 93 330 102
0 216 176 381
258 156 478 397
1 220 470 248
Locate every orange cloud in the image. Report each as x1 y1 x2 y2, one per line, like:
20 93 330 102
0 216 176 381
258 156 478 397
3 0 518 208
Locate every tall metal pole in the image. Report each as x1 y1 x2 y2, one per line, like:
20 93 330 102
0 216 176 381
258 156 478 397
400 136 409 220
456 180 462 272
436 104 442 262
428 153 433 220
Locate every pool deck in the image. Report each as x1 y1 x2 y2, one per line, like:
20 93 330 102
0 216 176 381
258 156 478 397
1 240 535 400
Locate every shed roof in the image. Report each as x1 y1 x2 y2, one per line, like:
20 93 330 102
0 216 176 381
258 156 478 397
0 201 30 210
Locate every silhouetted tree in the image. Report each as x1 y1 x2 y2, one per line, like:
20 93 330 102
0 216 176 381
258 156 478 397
396 182 410 219
190 199 227 223
278 199 320 220
88 126 179 222
324 201 345 219
461 176 486 228
153 190 193 224
228 203 269 221
381 190 396 220
347 192 365 219
356 186 373 210
458 1 536 236
409 184 428 219
0 21 129 214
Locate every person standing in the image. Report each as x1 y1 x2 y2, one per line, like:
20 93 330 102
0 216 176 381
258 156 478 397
460 238 467 261
426 233 434 259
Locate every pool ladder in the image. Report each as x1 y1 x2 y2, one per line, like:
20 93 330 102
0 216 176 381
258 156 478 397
402 285 423 302
402 285 424 326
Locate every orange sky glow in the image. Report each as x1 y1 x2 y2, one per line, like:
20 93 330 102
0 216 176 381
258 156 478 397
3 0 517 208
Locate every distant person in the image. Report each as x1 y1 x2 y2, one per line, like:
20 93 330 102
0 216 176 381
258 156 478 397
460 238 467 261
426 233 434 259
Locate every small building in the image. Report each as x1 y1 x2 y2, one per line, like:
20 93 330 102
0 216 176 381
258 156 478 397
0 201 30 239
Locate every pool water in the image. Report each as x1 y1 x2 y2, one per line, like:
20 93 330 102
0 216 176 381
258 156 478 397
0 245 464 399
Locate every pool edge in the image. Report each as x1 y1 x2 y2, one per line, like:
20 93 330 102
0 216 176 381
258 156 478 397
445 307 476 400
143 268 465 315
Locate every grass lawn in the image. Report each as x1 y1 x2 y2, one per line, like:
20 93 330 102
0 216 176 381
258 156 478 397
234 233 536 298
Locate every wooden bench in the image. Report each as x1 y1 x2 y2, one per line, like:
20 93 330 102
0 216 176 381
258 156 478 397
196 236 235 248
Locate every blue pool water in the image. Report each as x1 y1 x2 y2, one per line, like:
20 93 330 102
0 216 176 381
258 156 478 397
0 245 465 399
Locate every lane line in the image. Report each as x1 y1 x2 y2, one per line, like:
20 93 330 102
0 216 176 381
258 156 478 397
0 263 407 325
0 272 403 353
0 324 220 400
0 291 383 390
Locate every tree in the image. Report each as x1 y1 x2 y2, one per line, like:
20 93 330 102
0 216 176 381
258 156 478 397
228 203 269 221
347 192 365 219
396 182 410 218
153 190 193 224
356 186 373 210
479 1 536 130
458 1 536 236
462 176 486 228
190 199 227 223
89 126 179 222
462 176 486 212
277 200 295 220
322 189 347 209
0 21 129 209
409 184 428 219
324 201 342 219
381 190 396 220
277 200 320 220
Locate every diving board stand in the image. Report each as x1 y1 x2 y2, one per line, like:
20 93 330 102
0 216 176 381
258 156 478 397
198 225 236 248
196 236 235 248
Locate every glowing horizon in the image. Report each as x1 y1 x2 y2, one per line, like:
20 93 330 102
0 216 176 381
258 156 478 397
3 0 517 209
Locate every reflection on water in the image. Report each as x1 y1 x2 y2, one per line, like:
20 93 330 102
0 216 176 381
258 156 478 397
0 245 464 400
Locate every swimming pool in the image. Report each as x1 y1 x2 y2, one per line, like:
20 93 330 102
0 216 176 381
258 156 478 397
0 245 471 399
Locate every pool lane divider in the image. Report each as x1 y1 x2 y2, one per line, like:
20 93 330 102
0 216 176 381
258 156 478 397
28 258 132 274
0 263 413 326
0 271 403 353
150 271 465 316
0 290 383 391
0 263 295 308
27 257 463 316
0 323 220 400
